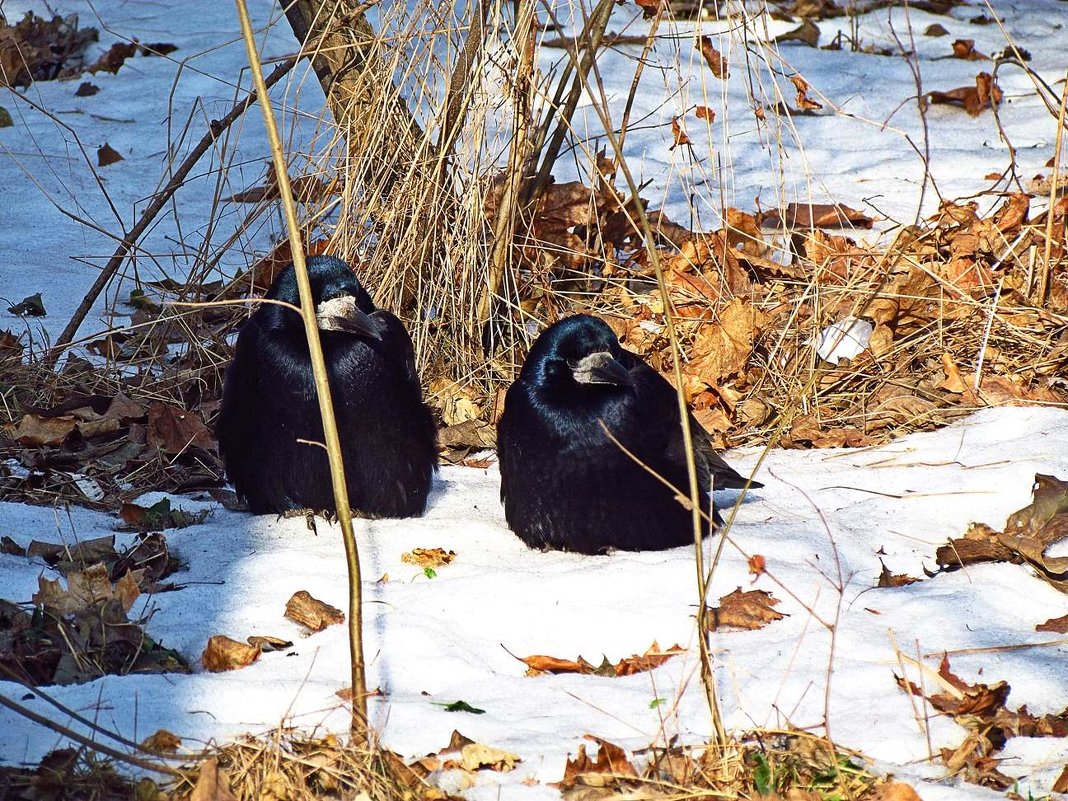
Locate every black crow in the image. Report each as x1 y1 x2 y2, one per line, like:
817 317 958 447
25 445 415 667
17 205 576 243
217 256 437 517
497 314 762 553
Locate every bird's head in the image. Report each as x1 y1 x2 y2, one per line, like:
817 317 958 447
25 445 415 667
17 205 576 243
266 256 382 341
526 314 634 391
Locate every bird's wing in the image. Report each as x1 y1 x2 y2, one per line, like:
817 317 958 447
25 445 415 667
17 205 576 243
623 350 761 491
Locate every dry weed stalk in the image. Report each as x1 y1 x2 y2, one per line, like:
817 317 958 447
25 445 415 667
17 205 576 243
235 0 368 739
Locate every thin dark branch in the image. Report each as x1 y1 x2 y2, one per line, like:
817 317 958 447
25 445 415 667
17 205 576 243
45 56 297 368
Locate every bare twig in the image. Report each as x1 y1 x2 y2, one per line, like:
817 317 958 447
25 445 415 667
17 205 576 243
0 692 181 776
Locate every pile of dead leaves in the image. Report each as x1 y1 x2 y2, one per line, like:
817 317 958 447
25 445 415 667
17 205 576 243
548 730 899 801
0 360 225 510
0 11 177 89
896 655 1068 792
471 161 1068 454
0 531 186 686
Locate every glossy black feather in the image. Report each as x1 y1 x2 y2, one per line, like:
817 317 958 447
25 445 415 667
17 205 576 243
217 256 437 517
497 314 761 553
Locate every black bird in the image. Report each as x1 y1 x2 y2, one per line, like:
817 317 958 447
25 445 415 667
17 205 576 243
497 314 762 554
217 256 437 517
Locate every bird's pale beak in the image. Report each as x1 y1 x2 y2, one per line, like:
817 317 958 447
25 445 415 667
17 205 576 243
571 351 633 387
316 296 382 340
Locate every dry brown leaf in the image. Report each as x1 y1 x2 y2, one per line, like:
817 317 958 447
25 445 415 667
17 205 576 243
706 588 784 631
189 756 238 801
558 737 639 788
748 554 766 577
694 105 715 122
32 564 126 616
401 548 456 568
141 729 182 754
997 474 1068 589
876 561 920 588
284 590 345 632
1053 764 1068 794
97 143 123 166
775 19 820 47
1036 614 1068 633
459 743 521 772
614 642 685 676
867 391 937 431
201 635 261 672
951 39 988 60
146 402 214 453
688 298 764 383
978 375 1065 407
87 41 137 75
2 413 78 446
935 522 1019 570
113 569 142 612
670 116 690 148
633 0 664 19
521 654 597 676
697 37 728 78
246 635 294 651
929 72 1002 116
991 192 1029 232
938 352 970 394
790 75 823 110
761 202 873 229
438 418 496 453
428 378 483 426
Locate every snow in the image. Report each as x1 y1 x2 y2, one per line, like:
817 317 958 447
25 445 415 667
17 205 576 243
3 0 1068 798
2 408 1067 798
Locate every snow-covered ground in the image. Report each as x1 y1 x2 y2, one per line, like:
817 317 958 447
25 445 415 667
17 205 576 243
2 408 1068 800
3 1 1068 798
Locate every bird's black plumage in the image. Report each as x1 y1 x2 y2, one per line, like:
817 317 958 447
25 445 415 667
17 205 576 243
496 314 762 554
217 256 437 517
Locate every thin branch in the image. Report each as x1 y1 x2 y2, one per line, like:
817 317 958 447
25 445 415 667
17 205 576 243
44 56 297 368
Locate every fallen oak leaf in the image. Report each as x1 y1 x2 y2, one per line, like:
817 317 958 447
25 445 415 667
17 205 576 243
557 736 638 788
759 202 873 229
705 587 784 631
202 635 261 672
613 641 685 676
520 653 598 676
246 635 293 652
188 756 238 801
457 743 521 772
790 74 823 110
775 19 820 47
876 560 920 588
146 402 214 453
